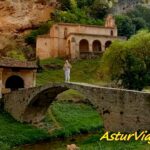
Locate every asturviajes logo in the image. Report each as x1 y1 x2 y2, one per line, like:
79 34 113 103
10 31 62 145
100 131 150 144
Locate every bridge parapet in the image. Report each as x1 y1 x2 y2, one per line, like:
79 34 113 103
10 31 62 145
2 82 150 132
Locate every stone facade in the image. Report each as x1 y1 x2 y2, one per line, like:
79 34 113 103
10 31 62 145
36 15 119 59
0 57 37 97
3 82 150 132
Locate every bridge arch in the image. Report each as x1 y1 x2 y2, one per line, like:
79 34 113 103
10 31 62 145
3 82 150 132
22 86 71 123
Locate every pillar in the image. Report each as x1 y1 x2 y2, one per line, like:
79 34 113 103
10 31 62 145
75 43 80 58
89 41 93 53
101 41 106 52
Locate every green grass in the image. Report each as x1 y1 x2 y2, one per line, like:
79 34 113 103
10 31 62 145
56 89 85 102
2 100 149 150
0 101 103 149
79 136 150 150
37 58 106 85
0 111 50 149
1 57 150 150
48 101 103 138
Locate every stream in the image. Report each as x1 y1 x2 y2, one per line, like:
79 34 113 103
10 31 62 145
14 133 99 150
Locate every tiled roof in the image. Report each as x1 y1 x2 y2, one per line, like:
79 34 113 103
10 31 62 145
0 57 37 69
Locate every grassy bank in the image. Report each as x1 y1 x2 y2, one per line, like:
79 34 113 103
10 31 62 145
0 98 149 150
79 136 149 150
37 58 107 86
14 102 150 150
0 100 103 149
0 111 50 150
49 101 103 138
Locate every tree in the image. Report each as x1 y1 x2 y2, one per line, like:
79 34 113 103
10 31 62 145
58 0 70 10
77 0 93 8
118 52 147 91
115 15 135 38
127 5 150 28
101 30 150 91
89 0 109 19
70 0 77 11
132 17 146 31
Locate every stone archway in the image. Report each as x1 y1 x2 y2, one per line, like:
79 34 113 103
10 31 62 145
5 75 24 91
3 82 150 132
92 40 102 52
79 39 89 52
105 41 112 49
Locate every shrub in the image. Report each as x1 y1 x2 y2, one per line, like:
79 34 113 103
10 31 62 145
101 30 150 90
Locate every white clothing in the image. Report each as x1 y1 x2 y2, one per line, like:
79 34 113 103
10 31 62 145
65 69 70 82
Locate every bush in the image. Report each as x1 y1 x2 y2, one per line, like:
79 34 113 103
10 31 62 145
6 50 26 61
115 15 135 38
53 9 104 25
25 22 53 46
101 30 150 91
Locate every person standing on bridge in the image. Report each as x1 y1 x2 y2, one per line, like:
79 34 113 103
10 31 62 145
63 60 72 82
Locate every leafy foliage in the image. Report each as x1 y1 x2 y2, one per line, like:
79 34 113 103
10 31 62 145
6 50 26 61
101 30 150 90
25 22 53 46
115 15 135 38
53 9 104 25
89 0 109 19
115 6 150 38
127 5 150 28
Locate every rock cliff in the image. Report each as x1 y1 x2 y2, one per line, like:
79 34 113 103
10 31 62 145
0 0 56 58
0 0 55 34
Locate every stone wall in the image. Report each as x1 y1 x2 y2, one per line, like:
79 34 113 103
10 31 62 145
36 22 118 59
2 82 150 132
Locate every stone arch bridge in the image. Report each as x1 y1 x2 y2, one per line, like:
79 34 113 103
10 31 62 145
2 82 150 132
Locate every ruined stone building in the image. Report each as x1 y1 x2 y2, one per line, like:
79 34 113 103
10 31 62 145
36 15 120 60
0 57 37 97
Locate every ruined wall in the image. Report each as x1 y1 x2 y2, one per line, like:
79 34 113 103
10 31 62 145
3 82 150 132
36 36 51 60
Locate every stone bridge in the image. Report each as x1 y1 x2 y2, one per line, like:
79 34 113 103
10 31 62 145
2 82 150 132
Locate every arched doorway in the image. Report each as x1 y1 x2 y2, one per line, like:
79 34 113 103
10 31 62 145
79 39 89 52
105 41 112 49
92 40 102 52
5 75 24 91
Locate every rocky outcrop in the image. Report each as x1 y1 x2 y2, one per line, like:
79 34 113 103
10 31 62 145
0 0 55 34
0 0 56 58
